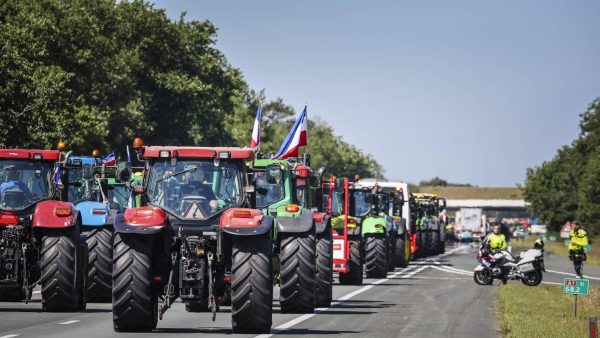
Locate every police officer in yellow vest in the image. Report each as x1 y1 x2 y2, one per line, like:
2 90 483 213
568 221 589 278
483 223 507 251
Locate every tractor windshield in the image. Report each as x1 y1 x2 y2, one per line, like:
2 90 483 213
255 171 285 209
107 184 131 211
350 190 371 217
146 159 243 220
0 159 54 210
66 168 96 204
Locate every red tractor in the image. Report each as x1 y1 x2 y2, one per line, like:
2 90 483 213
0 148 86 311
111 139 274 333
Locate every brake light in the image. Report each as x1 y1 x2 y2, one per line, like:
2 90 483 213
285 204 299 213
233 210 252 218
136 209 154 216
55 207 72 217
92 209 107 215
0 211 19 225
224 277 232 283
374 223 383 229
348 218 355 224
152 276 162 281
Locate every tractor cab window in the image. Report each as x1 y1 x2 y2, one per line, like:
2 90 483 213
146 159 243 220
107 184 131 211
330 189 344 217
0 159 53 210
350 190 371 217
65 168 96 203
255 170 285 209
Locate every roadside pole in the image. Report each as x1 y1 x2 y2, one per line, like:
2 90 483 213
590 317 598 338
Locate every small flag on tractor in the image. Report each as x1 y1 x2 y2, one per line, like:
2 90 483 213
273 106 308 159
102 152 116 166
250 101 262 150
52 166 62 185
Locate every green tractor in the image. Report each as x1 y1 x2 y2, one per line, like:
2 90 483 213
346 182 392 279
253 157 333 312
412 193 446 257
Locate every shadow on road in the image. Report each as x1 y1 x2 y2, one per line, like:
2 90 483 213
271 329 359 335
154 327 232 334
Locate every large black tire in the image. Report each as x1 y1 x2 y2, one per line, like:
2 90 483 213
0 287 25 302
315 229 333 308
279 230 316 313
430 231 441 255
231 233 273 333
395 234 409 268
112 233 158 332
521 269 543 286
339 238 363 285
364 234 388 279
40 227 82 312
387 230 397 272
86 227 113 303
415 231 424 258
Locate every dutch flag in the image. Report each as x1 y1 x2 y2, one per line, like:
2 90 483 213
273 106 308 159
249 101 262 150
102 152 116 166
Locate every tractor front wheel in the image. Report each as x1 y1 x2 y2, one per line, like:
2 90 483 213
40 227 82 312
315 228 333 308
364 234 388 279
339 237 363 285
231 233 273 333
112 233 158 332
279 230 316 313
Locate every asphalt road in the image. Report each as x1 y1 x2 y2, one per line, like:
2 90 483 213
1 243 598 338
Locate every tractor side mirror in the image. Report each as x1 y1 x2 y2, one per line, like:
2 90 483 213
265 165 281 185
116 161 132 183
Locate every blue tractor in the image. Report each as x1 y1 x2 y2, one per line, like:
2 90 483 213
62 155 121 302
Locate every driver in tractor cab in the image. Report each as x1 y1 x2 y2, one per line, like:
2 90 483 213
181 167 218 213
0 166 32 198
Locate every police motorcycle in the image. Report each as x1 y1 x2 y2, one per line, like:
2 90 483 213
473 239 545 286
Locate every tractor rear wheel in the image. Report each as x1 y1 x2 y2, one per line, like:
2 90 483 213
112 233 158 332
86 227 113 303
339 237 363 285
280 230 316 313
40 227 82 312
365 234 388 278
231 233 273 333
395 234 409 268
0 287 25 302
430 231 441 255
315 228 333 308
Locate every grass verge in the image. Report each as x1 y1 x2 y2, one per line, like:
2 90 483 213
511 236 600 266
495 285 600 338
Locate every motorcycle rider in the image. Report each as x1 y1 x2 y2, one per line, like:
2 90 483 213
480 223 508 282
568 221 589 278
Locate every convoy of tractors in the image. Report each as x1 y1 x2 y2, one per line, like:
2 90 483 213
0 138 447 334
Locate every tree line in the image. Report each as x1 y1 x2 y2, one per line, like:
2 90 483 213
523 98 600 235
0 0 384 179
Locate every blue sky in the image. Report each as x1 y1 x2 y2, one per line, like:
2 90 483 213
153 0 600 186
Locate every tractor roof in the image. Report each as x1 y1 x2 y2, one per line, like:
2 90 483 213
253 158 292 169
140 146 255 160
0 149 60 161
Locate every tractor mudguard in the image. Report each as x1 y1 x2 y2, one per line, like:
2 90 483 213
314 212 330 234
113 206 166 235
32 200 78 228
277 208 315 233
361 216 387 235
75 201 110 227
220 208 272 236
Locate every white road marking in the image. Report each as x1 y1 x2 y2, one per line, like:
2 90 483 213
412 276 470 280
254 265 425 338
542 281 563 286
32 291 40 294
58 320 80 325
545 269 600 281
430 265 472 276
0 334 20 338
